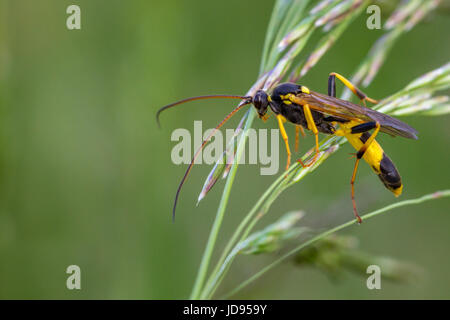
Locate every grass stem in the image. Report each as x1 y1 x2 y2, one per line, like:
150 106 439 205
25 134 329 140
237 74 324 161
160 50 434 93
221 190 450 299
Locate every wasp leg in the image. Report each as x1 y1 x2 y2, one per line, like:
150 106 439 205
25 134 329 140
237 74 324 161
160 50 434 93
295 125 305 153
329 72 378 104
349 121 380 224
294 125 308 167
302 104 320 167
277 114 291 171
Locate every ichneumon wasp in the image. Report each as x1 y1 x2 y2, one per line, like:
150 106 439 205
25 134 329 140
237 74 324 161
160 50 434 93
157 72 418 223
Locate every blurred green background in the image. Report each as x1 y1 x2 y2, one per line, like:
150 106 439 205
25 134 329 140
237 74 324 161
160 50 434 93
0 0 449 299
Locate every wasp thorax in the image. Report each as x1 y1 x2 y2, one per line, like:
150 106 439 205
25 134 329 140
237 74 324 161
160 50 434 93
253 90 269 116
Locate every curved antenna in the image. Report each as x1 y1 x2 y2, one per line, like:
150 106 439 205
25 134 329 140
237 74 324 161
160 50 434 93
156 95 251 128
172 99 252 221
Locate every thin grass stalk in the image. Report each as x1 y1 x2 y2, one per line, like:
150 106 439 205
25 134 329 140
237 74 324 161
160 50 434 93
190 0 287 299
222 190 450 298
212 60 450 297
193 0 447 300
201 0 377 299
260 0 292 75
190 109 256 299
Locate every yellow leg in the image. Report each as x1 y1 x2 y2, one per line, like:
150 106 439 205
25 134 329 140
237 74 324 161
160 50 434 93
299 125 305 137
277 114 291 171
350 159 362 224
260 113 270 122
295 125 305 152
349 122 380 224
302 104 320 167
329 72 378 104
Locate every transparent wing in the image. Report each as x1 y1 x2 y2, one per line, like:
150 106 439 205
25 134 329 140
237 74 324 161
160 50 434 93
291 91 418 140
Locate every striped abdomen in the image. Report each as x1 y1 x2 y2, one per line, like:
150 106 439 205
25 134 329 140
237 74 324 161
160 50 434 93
345 132 403 196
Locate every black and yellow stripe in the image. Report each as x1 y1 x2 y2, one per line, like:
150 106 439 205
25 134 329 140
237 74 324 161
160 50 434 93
342 124 403 197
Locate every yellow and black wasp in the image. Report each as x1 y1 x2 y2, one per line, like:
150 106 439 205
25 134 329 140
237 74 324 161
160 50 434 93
157 73 418 223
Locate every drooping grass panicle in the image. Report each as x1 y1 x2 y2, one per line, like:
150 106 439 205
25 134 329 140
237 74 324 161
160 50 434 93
298 0 367 78
191 0 448 300
196 0 377 299
377 62 450 115
221 190 450 299
197 115 246 204
294 234 422 283
341 0 442 99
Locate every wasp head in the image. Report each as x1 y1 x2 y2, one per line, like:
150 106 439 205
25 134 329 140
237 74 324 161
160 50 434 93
252 90 269 118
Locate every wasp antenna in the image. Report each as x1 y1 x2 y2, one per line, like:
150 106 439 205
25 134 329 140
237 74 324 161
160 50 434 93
172 99 252 221
156 95 251 128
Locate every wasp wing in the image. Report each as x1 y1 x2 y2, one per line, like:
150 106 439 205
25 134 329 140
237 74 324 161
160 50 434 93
292 91 418 140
